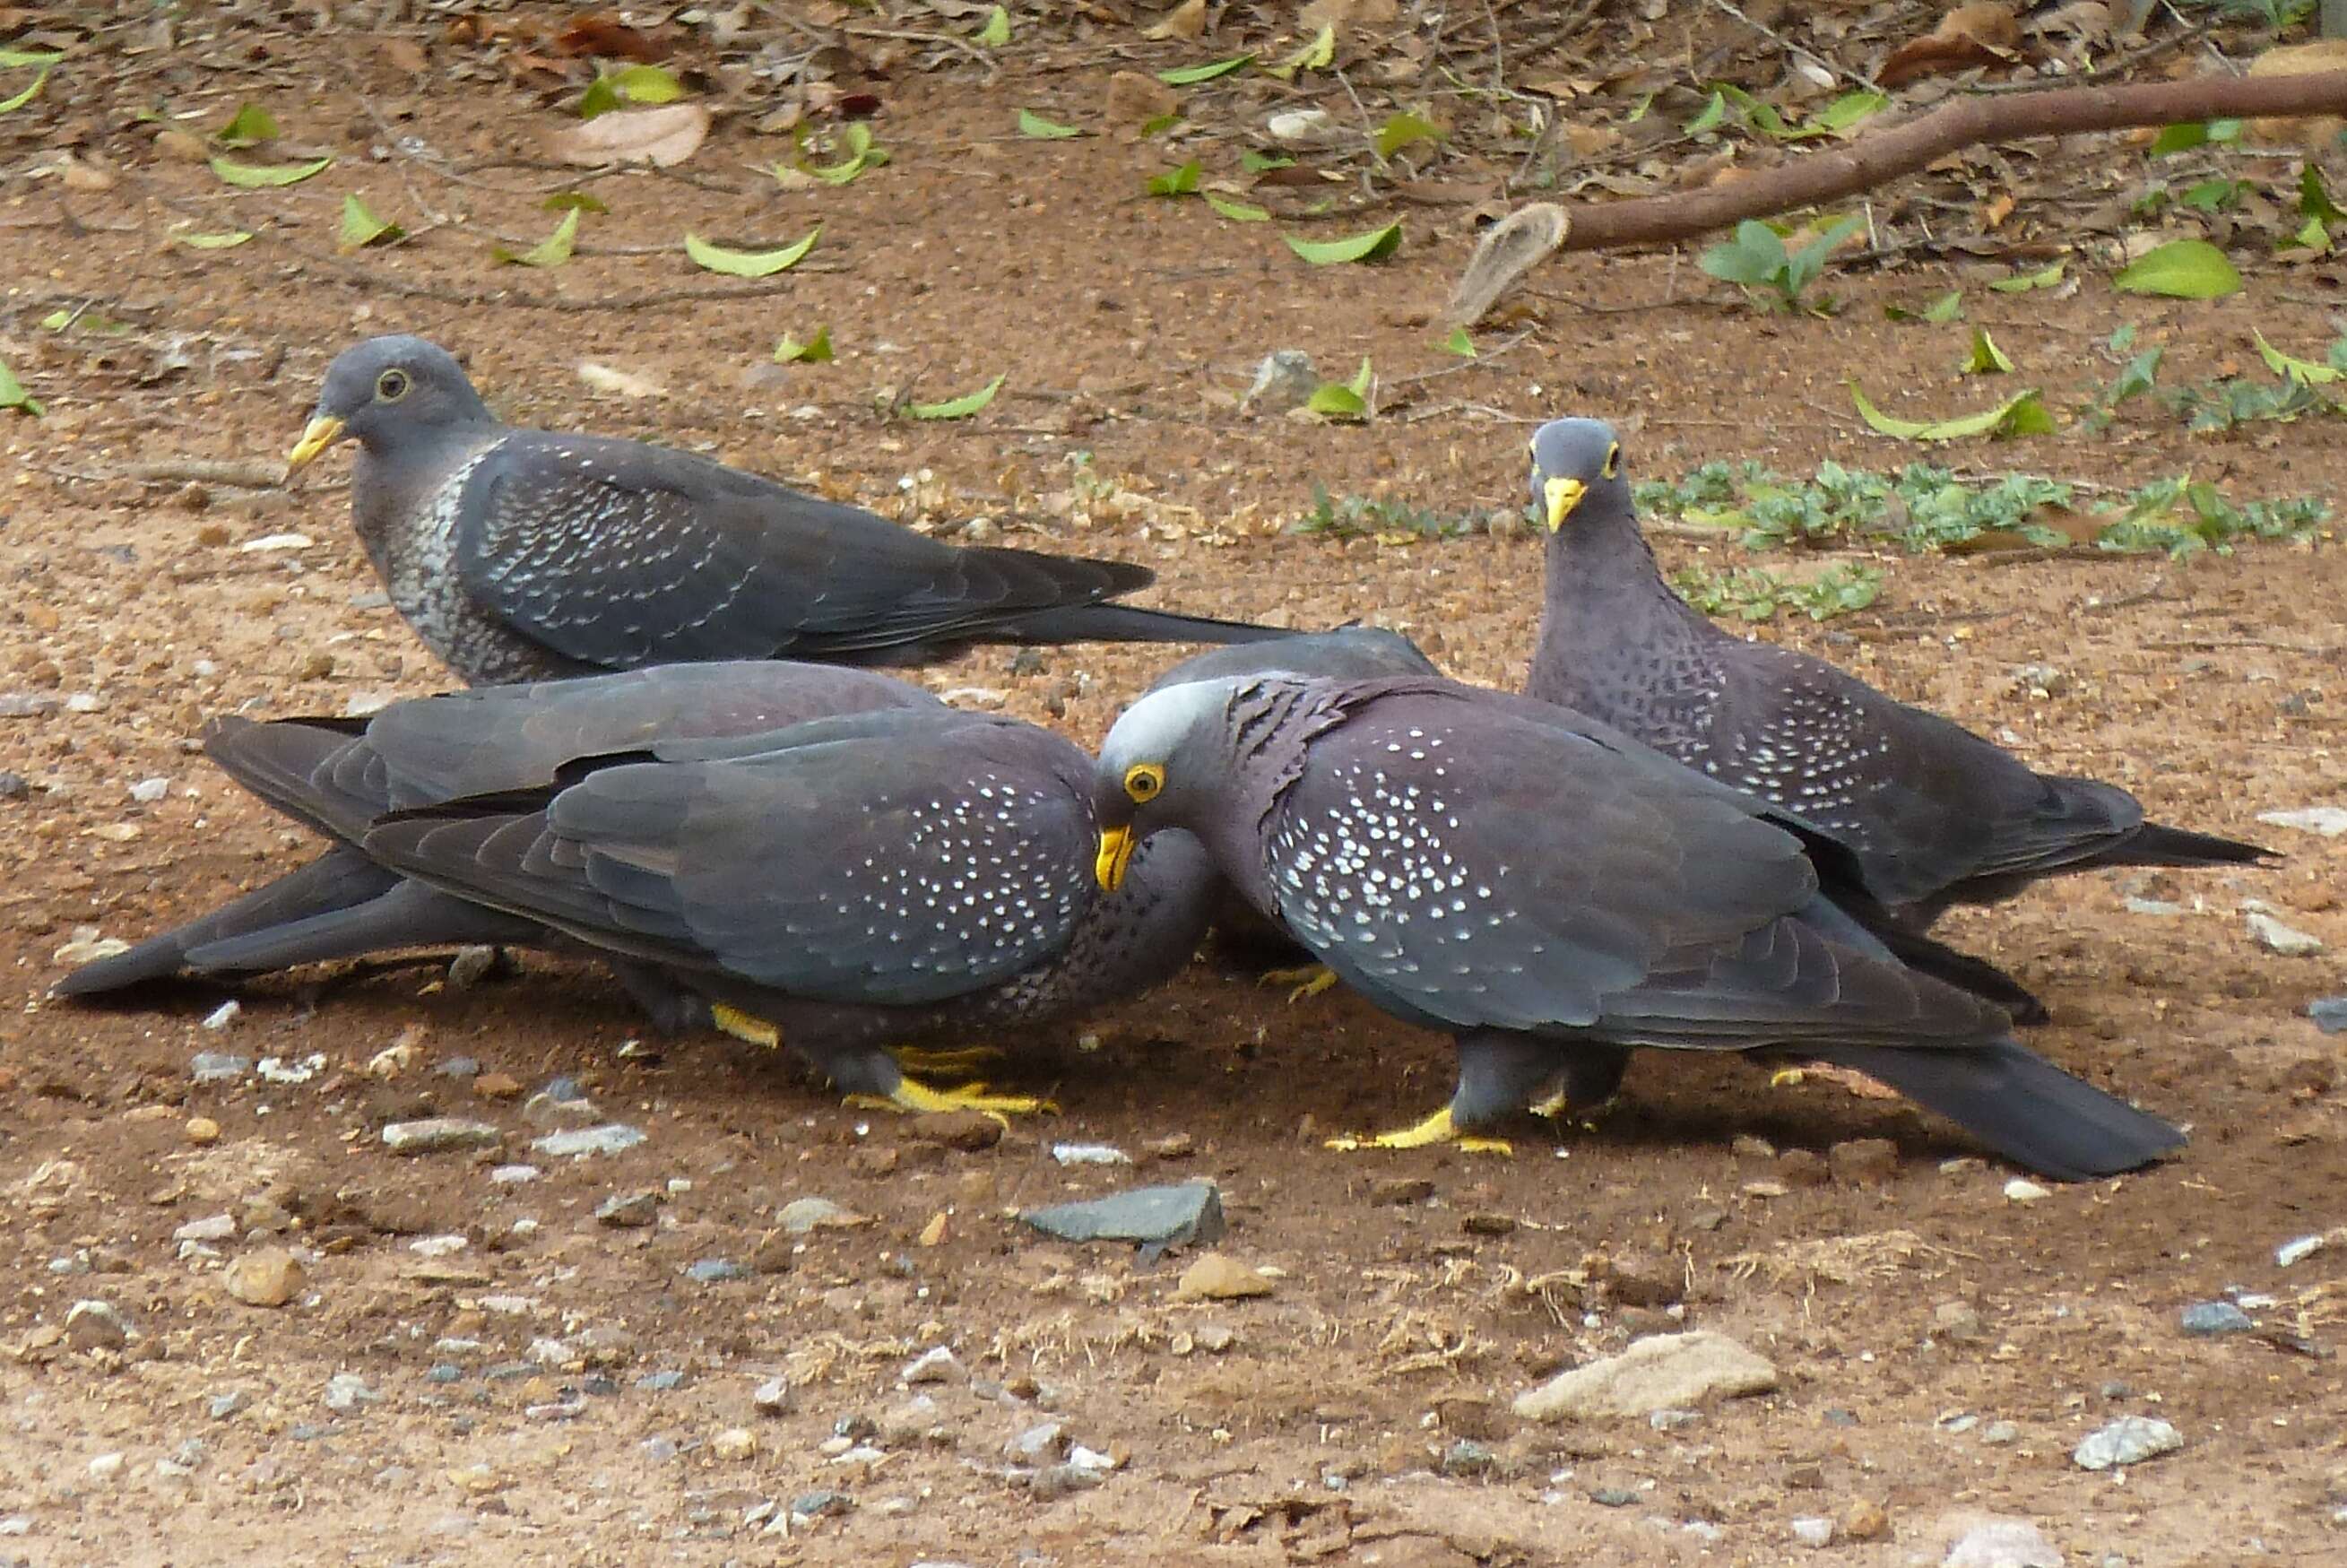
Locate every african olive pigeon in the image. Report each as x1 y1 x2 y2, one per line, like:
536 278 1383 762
284 335 1287 685
1091 672 2185 1180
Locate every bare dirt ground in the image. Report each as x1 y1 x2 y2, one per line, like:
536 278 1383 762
2 4 2344 1565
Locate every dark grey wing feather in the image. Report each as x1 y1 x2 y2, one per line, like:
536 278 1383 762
1263 691 1818 1033
365 715 1097 1006
1148 627 1441 694
453 434 1157 668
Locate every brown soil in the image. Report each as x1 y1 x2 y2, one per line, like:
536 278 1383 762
1 8 2343 1566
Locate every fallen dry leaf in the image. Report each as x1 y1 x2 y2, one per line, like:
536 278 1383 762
577 362 668 399
1878 2 2023 91
1145 0 1208 41
1303 0 1399 29
2246 39 2347 148
1104 69 1180 126
556 12 673 62
548 102 709 168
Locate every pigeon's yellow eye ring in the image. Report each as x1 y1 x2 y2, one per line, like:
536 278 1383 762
1601 443 1620 480
1122 763 1165 803
376 368 411 402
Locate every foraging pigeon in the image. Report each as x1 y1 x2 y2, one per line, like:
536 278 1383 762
351 701 1217 1113
56 662 945 1031
284 335 1289 685
1525 417 2272 929
1146 624 1442 693
1092 673 2185 1179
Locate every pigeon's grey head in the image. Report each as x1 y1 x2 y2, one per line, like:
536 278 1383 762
1092 676 1243 891
286 335 492 472
1526 417 1628 534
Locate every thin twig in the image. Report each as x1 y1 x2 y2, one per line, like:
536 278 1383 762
1710 0 1882 95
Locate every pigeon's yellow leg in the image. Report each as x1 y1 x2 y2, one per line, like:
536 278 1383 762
888 1044 1008 1078
1769 1067 1806 1089
1259 964 1339 1004
1326 1105 1513 1157
712 1002 783 1048
845 1079 1059 1120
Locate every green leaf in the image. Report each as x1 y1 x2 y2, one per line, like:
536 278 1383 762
579 64 685 119
2147 121 2209 157
1203 191 1270 222
2178 178 2244 213
905 373 1005 420
2252 327 2343 386
1241 149 1295 172
775 325 835 364
1987 260 2065 293
2300 165 2345 226
216 101 278 149
1138 111 1182 138
1266 23 1335 81
173 230 253 250
1849 383 2052 441
1439 325 1477 358
1684 90 1726 135
1884 289 1966 325
2113 238 2241 299
1157 55 1252 85
1812 91 1887 134
39 308 127 334
1960 327 2014 376
1146 160 1201 197
542 191 610 213
1284 221 1402 264
977 5 1010 47
209 155 333 188
0 48 62 67
491 209 579 267
807 122 888 185
0 356 40 417
1697 220 1788 289
336 194 403 251
1373 110 1444 159
1307 383 1368 419
683 226 819 277
1018 108 1082 139
0 62 50 115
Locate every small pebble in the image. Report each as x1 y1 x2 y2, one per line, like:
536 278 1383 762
751 1376 792 1416
1589 1486 1640 1508
2277 1233 2327 1267
437 1055 481 1079
87 1452 125 1483
1030 1463 1103 1500
189 1053 249 1083
1840 1499 1889 1541
2073 1415 2183 1471
200 1001 241 1031
789 1489 850 1521
1439 1439 1494 1477
1005 1420 1065 1463
687 1259 749 1284
2308 996 2347 1034
446 945 499 988
776 1196 866 1234
1050 1141 1131 1166
174 1215 237 1243
1789 1516 1833 1547
128 776 169 803
1648 1408 1701 1432
531 1124 645 1159
594 1191 660 1228
2179 1300 2254 1337
323 1373 379 1414
0 771 29 800
1944 1516 2062 1568
2003 1179 2049 1205
222 1248 304 1308
1176 1252 1274 1301
208 1390 250 1420
185 1116 221 1146
637 1370 685 1392
901 1347 963 1385
381 1118 501 1156
2245 908 2324 957
489 1164 541 1184
709 1428 757 1462
64 1299 129 1352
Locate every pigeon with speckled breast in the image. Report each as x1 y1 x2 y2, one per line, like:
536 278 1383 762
1092 672 2185 1180
284 335 1289 685
1525 417 2273 932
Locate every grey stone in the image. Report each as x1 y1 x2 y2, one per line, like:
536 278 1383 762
532 1123 645 1159
1440 1439 1495 1477
2256 806 2347 837
687 1259 749 1283
381 1117 501 1156
2246 908 2323 957
1791 1516 1834 1547
1515 1331 1779 1422
65 1299 129 1352
776 1196 862 1235
1648 1408 1701 1432
2073 1415 2182 1471
1031 1462 1103 1500
323 1373 380 1414
446 945 499 988
0 771 28 800
1005 1421 1065 1463
901 1347 963 1385
1589 1486 1639 1507
173 1214 237 1243
752 1376 792 1416
637 1371 685 1392
209 1390 250 1420
1942 1515 2063 1568
1019 1180 1226 1250
2179 1300 2254 1336
790 1490 851 1520
1242 351 1319 415
1980 1420 2020 1445
594 1191 660 1228
436 1056 481 1079
2308 996 2347 1034
190 1053 249 1083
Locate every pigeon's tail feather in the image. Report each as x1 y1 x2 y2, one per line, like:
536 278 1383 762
1003 602 1291 647
1801 1041 2183 1182
181 879 544 975
2103 822 2276 869
52 849 399 996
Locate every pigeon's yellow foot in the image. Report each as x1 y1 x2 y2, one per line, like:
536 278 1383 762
845 1077 1060 1120
712 1002 782 1049
1260 964 1339 1004
888 1043 1007 1078
1326 1106 1513 1156
1769 1067 1806 1089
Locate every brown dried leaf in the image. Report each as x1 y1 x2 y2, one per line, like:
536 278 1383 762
1302 0 1399 28
2247 39 2347 149
1878 3 2022 91
556 13 673 61
1145 0 1208 41
547 102 710 168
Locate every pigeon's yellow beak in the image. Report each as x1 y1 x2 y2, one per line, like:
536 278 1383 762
284 414 347 473
1095 825 1136 892
1543 475 1586 532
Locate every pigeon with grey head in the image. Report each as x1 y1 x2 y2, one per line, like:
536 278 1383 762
1092 672 2185 1180
1524 417 2272 940
284 335 1290 685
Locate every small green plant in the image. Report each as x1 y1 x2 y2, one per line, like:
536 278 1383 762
1671 562 1884 623
1286 484 1512 540
2162 374 2326 432
1697 215 1864 313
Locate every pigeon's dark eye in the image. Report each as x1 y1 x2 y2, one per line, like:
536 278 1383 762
376 368 411 402
1601 443 1620 480
1123 763 1165 802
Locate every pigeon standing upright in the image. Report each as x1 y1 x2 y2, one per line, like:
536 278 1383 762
1523 417 2272 932
1091 672 2185 1180
282 335 1289 685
